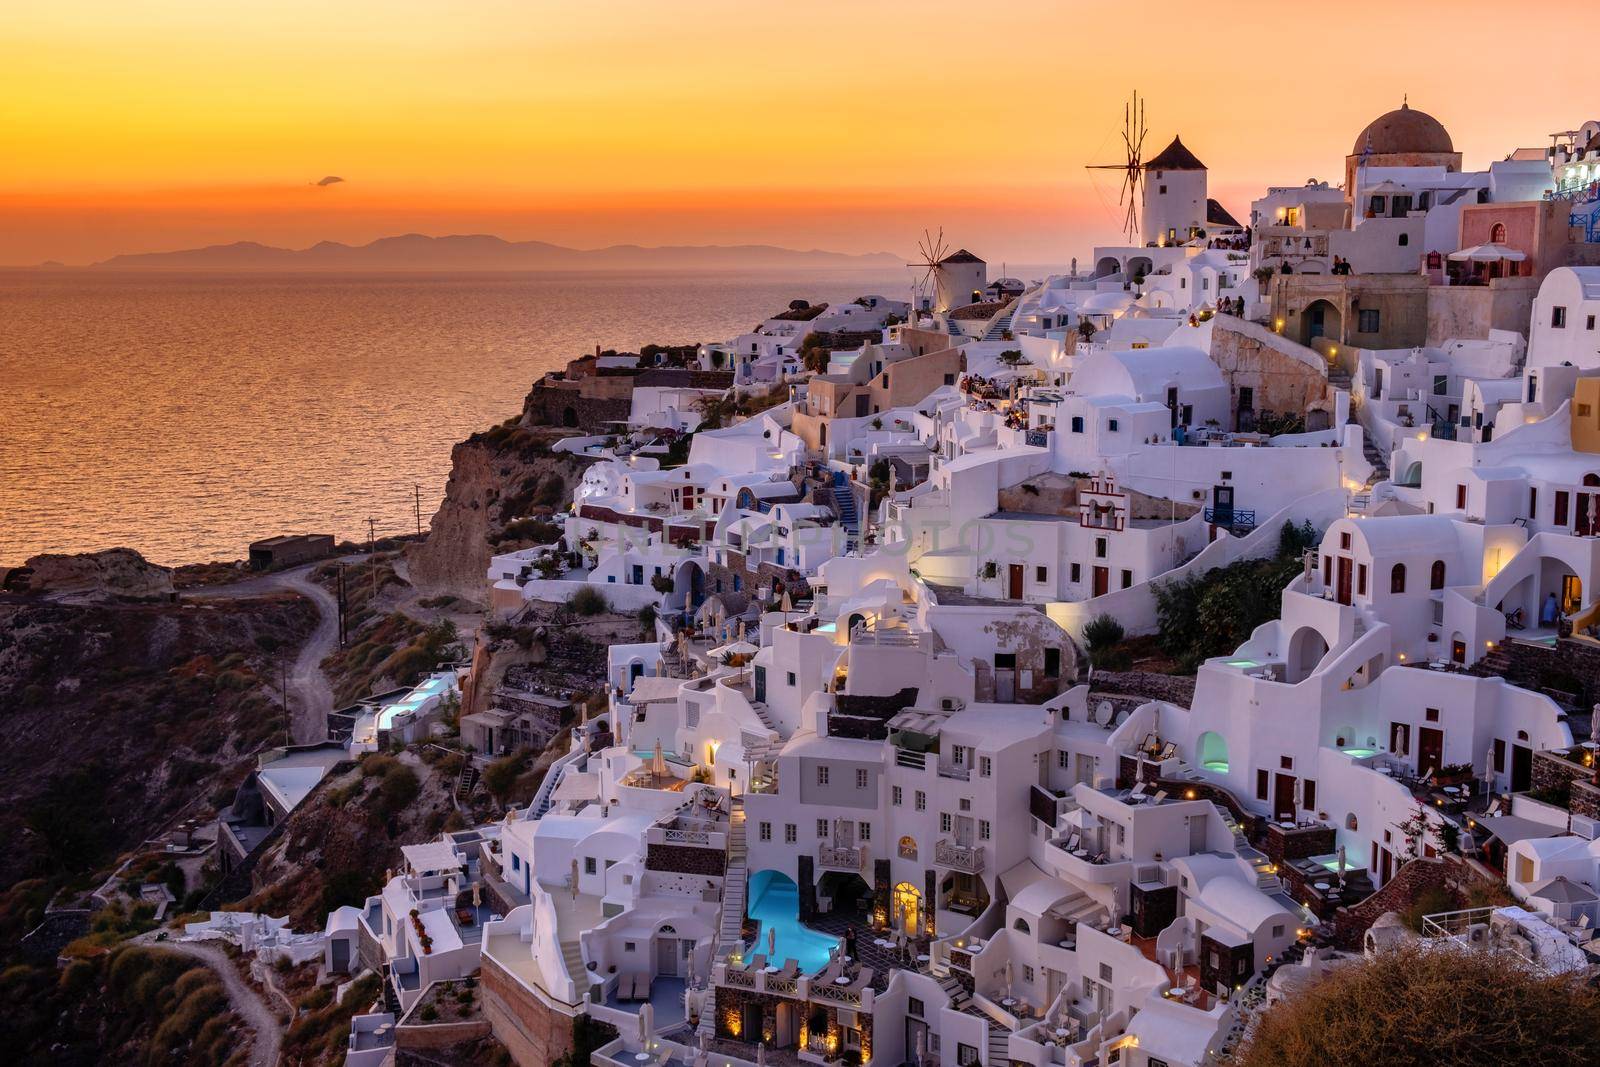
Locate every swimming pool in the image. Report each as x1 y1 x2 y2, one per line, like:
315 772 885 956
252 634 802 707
1342 747 1378 759
376 673 454 732
1225 659 1261 669
746 870 839 974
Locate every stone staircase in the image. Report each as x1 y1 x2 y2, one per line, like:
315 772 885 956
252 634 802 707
559 938 588 993
986 1023 1010 1065
938 974 971 1010
831 472 861 548
982 307 1016 342
718 800 749 952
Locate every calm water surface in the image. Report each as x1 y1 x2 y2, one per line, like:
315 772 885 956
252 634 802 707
0 269 909 564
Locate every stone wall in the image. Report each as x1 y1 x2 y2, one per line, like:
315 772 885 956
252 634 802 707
1473 635 1600 709
1208 317 1335 432
1263 823 1336 865
1089 670 1196 708
646 842 727 877
480 955 580 1067
1329 854 1499 949
396 1017 492 1051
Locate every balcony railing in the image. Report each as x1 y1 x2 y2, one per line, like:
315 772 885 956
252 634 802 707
937 764 971 782
818 844 863 871
1203 506 1256 531
935 838 986 873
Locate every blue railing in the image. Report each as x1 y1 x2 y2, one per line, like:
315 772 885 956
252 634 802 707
1204 507 1256 530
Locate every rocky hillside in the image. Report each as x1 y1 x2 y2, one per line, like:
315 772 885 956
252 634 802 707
407 419 592 601
243 750 462 928
0 559 317 891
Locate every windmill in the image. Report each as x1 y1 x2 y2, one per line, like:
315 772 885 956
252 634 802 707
1086 91 1149 241
907 227 949 313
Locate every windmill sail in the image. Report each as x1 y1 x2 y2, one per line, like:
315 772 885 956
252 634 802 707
1086 91 1149 241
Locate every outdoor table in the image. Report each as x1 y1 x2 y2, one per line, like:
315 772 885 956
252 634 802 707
917 953 930 963
634 1054 652 1062
1314 882 1330 892
834 976 851 986
763 966 779 974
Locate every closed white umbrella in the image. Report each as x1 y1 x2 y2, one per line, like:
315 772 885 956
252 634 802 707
915 1029 926 1067
652 739 667 779
768 924 776 956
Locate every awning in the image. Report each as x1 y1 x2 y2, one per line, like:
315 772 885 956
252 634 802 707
1448 243 1527 262
1474 814 1564 845
626 675 684 704
401 841 463 874
1528 875 1599 904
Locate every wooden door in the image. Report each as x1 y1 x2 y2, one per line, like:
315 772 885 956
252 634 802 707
1511 744 1533 792
1008 564 1024 600
1417 727 1444 778
1273 773 1296 821
1336 556 1353 605
1092 566 1110 597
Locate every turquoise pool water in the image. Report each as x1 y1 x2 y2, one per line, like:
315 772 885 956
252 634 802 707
1342 747 1378 759
1226 659 1261 669
1202 760 1229 773
746 870 839 974
376 673 453 731
631 749 691 766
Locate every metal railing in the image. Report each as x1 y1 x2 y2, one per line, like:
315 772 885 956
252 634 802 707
818 844 863 870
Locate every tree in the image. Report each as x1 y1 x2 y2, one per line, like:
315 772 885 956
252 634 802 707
1082 614 1127 669
1236 945 1600 1067
1076 319 1097 342
483 750 529 802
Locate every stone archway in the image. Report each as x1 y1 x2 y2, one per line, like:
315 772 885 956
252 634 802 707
1302 299 1342 346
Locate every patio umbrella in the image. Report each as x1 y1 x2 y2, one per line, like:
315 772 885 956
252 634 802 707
915 1029 926 1067
780 589 793 613
768 925 777 956
652 739 668 779
757 1042 766 1067
1005 959 1014 999
1591 706 1600 747
472 882 482 908
570 858 580 900
1336 846 1347 887
1448 242 1527 262
638 1000 651 1043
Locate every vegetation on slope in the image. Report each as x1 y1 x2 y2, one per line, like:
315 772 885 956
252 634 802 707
1234 946 1600 1067
1152 520 1319 672
0 944 247 1066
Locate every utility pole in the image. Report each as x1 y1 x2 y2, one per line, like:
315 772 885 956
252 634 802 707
414 484 423 538
279 650 291 745
336 562 349 647
367 516 378 605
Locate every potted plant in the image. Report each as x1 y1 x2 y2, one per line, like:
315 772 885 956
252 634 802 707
1431 762 1474 788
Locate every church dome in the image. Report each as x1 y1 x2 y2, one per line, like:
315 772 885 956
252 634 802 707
1351 102 1453 156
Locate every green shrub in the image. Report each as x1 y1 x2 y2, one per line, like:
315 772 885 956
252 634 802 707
568 587 609 616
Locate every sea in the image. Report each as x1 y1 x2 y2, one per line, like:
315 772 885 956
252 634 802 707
0 267 921 566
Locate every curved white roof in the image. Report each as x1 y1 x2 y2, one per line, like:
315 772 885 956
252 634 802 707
1344 514 1463 555
1081 291 1135 312
1197 875 1293 932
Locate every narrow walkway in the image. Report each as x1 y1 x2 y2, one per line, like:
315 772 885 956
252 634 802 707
134 937 282 1067
185 559 343 742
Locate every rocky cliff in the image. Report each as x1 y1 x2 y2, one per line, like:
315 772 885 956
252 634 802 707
0 581 316 889
406 421 594 602
19 547 176 602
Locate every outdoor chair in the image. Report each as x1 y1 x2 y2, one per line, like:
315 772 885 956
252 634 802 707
1151 790 1169 803
1156 742 1178 762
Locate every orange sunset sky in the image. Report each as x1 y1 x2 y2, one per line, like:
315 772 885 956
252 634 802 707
0 1 1582 266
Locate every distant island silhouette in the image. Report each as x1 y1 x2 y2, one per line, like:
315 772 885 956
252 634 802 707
89 234 906 271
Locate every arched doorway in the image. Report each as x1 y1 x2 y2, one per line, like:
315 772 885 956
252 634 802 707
1302 299 1342 345
1197 731 1229 773
562 406 578 428
672 560 707 614
1095 256 1121 278
1286 626 1331 681
1126 256 1154 282
893 881 922 936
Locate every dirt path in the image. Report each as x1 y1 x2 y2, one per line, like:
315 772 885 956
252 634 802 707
133 938 282 1067
184 560 345 743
